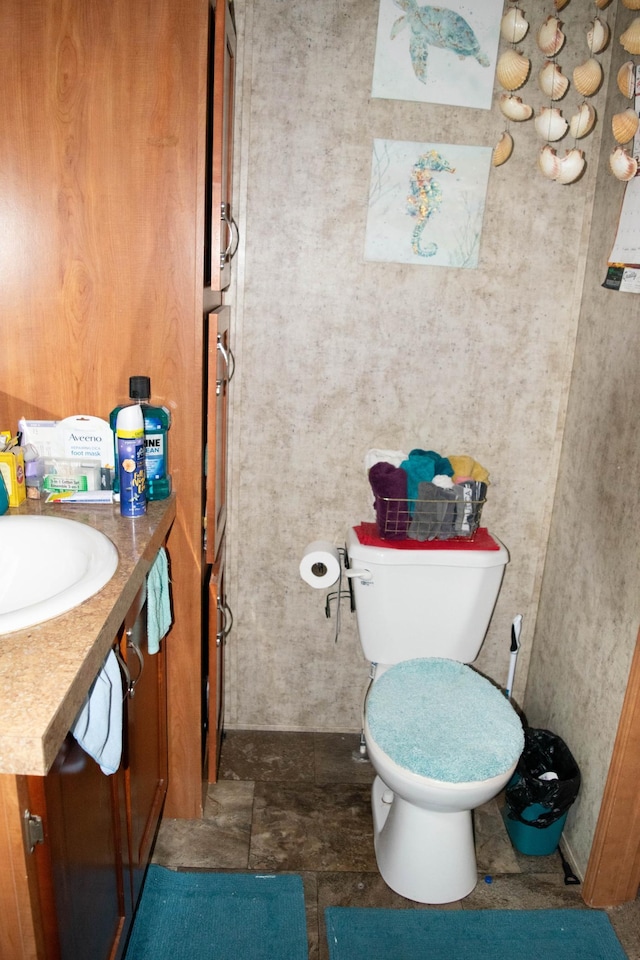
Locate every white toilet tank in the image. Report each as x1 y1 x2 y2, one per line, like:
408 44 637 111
346 526 509 664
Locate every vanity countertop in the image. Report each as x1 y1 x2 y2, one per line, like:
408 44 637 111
0 495 176 777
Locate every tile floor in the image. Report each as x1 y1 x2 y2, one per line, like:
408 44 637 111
152 730 640 960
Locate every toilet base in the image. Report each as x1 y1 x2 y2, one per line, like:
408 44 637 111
371 775 478 904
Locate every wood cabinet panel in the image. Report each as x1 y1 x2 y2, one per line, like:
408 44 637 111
207 544 229 782
206 0 237 291
205 306 231 565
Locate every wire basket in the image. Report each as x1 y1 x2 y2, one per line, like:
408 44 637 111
374 495 486 542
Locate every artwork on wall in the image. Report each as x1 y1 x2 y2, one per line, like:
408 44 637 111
371 0 502 110
364 138 492 269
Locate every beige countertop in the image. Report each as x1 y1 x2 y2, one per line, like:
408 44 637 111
0 495 176 777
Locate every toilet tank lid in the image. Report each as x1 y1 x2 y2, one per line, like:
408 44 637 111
347 526 509 568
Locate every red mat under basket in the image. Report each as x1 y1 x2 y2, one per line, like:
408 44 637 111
353 523 500 551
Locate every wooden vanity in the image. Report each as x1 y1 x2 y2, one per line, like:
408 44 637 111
0 497 176 960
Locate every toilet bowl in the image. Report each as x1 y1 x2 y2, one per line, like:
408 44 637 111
363 657 523 903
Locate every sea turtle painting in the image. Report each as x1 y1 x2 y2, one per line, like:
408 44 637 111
391 0 490 83
406 150 455 258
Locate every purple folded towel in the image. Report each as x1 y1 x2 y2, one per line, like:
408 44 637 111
369 461 409 540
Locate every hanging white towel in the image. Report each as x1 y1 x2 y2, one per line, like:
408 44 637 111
71 649 123 775
147 547 172 655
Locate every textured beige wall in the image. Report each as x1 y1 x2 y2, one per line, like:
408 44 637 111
524 4 640 877
226 0 629 874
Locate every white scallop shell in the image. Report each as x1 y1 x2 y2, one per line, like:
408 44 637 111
617 61 636 99
620 18 640 55
538 61 569 100
496 48 530 91
612 108 640 144
537 16 565 56
500 7 529 43
573 58 603 96
569 102 596 139
535 107 568 141
493 131 514 167
538 145 561 180
499 93 534 121
587 18 610 53
555 149 585 184
609 146 638 181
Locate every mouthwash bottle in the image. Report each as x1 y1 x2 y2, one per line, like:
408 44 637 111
110 376 172 500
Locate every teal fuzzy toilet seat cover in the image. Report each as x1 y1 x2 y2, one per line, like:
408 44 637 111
366 658 524 783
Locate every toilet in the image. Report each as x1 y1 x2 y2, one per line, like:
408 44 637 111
346 525 524 904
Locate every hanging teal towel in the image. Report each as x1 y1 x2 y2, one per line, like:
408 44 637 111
147 547 172 654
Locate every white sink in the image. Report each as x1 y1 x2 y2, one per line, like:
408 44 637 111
0 515 119 634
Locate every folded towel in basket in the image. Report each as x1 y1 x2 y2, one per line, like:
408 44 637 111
400 450 454 504
368 461 409 540
71 649 123 775
448 455 490 485
409 481 461 541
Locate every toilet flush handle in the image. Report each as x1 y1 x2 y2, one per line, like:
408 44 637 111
344 568 372 582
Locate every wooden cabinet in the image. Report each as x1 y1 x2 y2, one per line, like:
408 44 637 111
2 584 168 960
205 305 232 565
206 545 229 780
0 0 236 819
206 0 238 292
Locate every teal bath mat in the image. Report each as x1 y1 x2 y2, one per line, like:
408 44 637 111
325 907 628 960
125 866 308 959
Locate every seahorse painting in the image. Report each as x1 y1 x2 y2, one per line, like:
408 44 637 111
391 0 490 84
406 150 455 258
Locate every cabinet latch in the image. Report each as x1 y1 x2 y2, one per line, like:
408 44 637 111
22 810 44 854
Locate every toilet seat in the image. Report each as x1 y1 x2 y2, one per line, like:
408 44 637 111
366 658 524 784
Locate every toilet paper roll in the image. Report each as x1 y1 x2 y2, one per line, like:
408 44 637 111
299 541 341 589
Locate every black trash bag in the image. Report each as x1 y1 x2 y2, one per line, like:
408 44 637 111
505 727 580 829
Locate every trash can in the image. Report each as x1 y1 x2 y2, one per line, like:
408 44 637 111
502 727 581 856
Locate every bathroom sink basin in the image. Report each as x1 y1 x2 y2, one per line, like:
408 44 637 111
0 515 119 634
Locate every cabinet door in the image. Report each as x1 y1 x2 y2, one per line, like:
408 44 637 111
27 735 126 960
121 585 168 911
207 543 231 781
205 305 232 564
206 0 237 291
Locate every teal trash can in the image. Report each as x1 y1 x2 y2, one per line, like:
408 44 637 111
503 728 580 856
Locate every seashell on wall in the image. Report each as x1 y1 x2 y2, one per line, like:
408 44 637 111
493 132 514 167
594 0 612 8
587 18 610 53
620 18 640 54
573 58 603 96
622 0 640 9
535 107 568 141
497 49 530 90
609 146 638 180
555 0 570 9
569 102 596 139
499 93 534 121
555 149 585 184
617 61 636 99
538 145 561 180
500 7 529 43
539 61 569 100
612 108 640 144
537 16 565 56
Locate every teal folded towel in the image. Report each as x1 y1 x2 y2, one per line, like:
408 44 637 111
400 449 454 503
147 547 172 655
71 649 123 775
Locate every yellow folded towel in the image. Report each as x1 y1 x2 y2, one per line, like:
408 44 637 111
448 455 490 485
